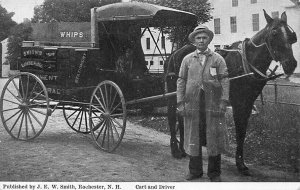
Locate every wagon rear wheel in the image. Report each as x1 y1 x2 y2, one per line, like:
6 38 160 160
63 104 90 134
89 80 126 152
0 72 49 140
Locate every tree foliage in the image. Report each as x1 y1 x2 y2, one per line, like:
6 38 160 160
6 23 33 69
133 0 212 47
0 5 17 41
32 0 121 23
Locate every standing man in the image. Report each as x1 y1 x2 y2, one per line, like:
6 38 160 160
177 25 229 182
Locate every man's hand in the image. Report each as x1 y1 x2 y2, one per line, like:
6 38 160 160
176 102 185 116
219 100 228 113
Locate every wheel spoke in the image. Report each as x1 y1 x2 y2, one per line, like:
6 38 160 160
27 80 38 100
109 89 118 111
9 111 23 132
24 75 30 100
30 90 45 102
3 110 22 123
2 98 21 106
19 76 26 99
84 110 88 132
27 112 37 135
77 110 84 131
111 117 124 129
67 109 79 119
95 119 106 140
101 120 108 147
29 108 47 116
11 78 22 100
28 109 43 128
93 94 106 112
91 118 104 131
109 118 119 142
2 107 20 112
71 109 81 128
91 105 105 114
110 113 123 118
104 84 109 110
17 113 25 139
110 102 121 115
25 113 29 138
7 88 22 103
107 119 110 150
98 87 107 110
109 85 113 111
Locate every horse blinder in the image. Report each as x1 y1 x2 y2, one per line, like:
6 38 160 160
288 32 297 44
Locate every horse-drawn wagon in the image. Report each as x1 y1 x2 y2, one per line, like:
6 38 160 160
0 2 197 152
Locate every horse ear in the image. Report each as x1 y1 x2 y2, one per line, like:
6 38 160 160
263 9 273 24
281 11 287 23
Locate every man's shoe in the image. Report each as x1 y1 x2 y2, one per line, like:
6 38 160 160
185 173 203 181
210 176 222 182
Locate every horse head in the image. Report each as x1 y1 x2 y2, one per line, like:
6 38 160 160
263 10 297 76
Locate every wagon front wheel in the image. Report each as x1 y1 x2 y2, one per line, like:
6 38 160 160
0 72 50 140
89 80 126 152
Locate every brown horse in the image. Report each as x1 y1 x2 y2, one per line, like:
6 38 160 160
164 10 297 175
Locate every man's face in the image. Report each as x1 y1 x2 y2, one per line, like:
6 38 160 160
194 32 210 51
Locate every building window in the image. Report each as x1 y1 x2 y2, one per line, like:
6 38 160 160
145 61 148 65
230 16 237 33
146 38 150 49
232 0 238 7
160 61 164 65
161 36 165 49
271 11 279 18
150 61 154 65
252 14 259 31
214 45 221 50
251 0 257 4
214 18 221 34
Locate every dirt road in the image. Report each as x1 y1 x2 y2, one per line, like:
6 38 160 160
0 78 298 182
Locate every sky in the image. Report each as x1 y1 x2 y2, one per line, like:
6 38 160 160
0 0 45 23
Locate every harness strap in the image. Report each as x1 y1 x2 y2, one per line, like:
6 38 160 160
221 40 268 79
241 40 269 79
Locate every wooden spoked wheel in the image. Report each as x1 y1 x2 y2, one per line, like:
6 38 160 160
89 80 126 152
0 72 49 140
63 104 90 134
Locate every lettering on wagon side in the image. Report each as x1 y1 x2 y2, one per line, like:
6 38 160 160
46 87 61 94
74 52 87 84
36 74 59 81
21 61 43 68
23 49 43 57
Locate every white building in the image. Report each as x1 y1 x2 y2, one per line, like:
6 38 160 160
141 28 173 73
1 38 10 77
205 0 300 73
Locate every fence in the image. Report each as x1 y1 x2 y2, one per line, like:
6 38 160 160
258 80 300 107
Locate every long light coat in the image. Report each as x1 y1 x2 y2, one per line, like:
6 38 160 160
177 49 229 156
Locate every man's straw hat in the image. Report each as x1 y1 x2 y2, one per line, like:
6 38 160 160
188 25 214 43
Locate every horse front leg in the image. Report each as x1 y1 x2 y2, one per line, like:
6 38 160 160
168 97 184 159
233 106 252 176
177 114 186 157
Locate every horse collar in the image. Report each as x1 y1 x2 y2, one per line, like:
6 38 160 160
240 40 269 79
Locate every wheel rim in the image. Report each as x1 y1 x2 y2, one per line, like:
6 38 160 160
63 104 90 134
0 72 49 140
89 80 126 152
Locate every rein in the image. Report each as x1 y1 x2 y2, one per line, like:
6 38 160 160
249 36 278 62
221 40 281 81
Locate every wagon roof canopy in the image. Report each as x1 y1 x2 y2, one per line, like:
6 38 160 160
94 2 198 26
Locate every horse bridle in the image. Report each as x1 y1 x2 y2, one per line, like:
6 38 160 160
249 24 297 62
